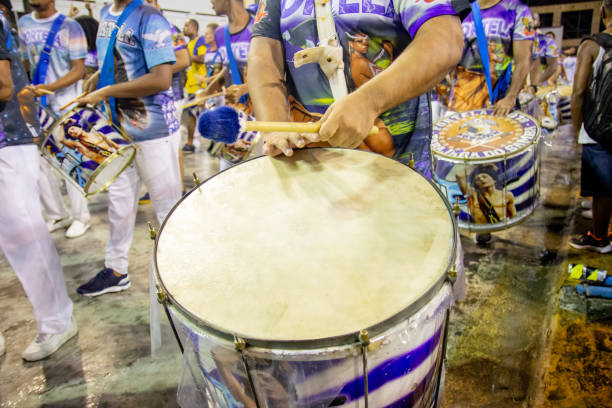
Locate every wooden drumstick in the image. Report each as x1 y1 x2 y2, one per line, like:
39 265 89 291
199 67 226 91
244 121 379 136
181 92 225 110
59 91 87 111
37 89 55 95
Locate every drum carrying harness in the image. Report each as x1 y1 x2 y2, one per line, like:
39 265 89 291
98 0 143 126
32 13 66 108
223 24 248 105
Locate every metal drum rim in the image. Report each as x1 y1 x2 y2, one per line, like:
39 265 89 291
40 104 136 197
431 109 541 162
153 147 458 350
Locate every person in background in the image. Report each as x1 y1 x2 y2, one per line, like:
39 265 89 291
18 0 91 239
568 0 612 254
530 14 559 86
75 15 99 78
0 10 77 362
561 47 578 85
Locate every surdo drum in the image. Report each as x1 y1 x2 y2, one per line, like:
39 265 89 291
432 109 541 233
40 105 137 197
154 148 459 407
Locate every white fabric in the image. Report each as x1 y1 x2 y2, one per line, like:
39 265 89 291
0 145 73 334
578 46 605 145
39 159 90 222
105 133 182 275
562 56 577 85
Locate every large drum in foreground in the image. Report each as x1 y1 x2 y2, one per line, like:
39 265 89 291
432 109 541 233
155 148 458 407
40 105 137 197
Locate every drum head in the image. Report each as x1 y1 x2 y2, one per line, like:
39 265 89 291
432 109 540 161
156 148 455 343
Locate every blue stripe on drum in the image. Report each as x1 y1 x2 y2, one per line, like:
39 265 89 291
301 324 444 405
383 361 438 408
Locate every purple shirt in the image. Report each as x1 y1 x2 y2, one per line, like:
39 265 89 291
214 19 254 85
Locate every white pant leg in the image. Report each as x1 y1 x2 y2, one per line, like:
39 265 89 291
0 145 73 334
137 134 182 224
104 161 141 275
38 159 70 221
66 182 90 223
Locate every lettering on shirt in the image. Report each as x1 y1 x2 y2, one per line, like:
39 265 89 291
98 20 137 46
282 0 394 18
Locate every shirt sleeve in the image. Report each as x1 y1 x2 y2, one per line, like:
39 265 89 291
214 27 227 65
513 4 535 41
67 19 87 61
251 0 282 40
139 9 177 69
194 36 207 56
393 0 456 39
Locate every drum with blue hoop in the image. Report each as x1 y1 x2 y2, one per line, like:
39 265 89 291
432 109 541 233
155 148 458 407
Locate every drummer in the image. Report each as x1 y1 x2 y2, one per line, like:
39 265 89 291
74 0 181 297
446 0 535 116
18 0 92 238
248 0 464 175
530 14 560 87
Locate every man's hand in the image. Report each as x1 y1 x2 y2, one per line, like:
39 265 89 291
262 131 319 156
225 84 249 105
76 86 110 105
83 71 99 94
31 84 54 97
493 94 516 116
319 92 378 148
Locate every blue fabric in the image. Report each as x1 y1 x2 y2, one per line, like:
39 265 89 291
492 62 512 102
223 25 248 105
32 14 66 107
206 51 219 77
98 0 143 125
471 1 493 106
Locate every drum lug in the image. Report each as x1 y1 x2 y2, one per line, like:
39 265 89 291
193 172 200 187
408 152 415 169
453 197 461 217
156 284 167 304
234 336 246 351
358 329 370 346
358 329 370 407
148 222 157 240
447 266 457 284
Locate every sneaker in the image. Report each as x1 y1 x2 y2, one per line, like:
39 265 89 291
182 144 195 153
569 232 612 254
46 217 73 232
22 316 77 362
582 210 593 220
581 200 593 209
76 268 131 296
139 192 151 205
65 220 91 238
0 332 5 357
475 233 492 245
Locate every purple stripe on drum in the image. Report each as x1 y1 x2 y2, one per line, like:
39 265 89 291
383 360 439 408
300 324 444 405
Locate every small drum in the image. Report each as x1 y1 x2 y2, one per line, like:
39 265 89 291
38 105 57 134
40 105 137 197
431 109 541 233
155 148 458 407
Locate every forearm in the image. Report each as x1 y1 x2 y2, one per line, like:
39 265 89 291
570 94 584 134
46 62 85 91
191 54 205 64
0 61 13 101
248 38 290 122
539 58 558 84
173 49 190 73
353 15 463 117
506 58 530 99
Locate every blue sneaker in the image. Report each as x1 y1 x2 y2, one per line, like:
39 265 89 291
76 268 131 297
139 192 151 205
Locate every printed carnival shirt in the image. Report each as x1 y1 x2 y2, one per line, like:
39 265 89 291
459 0 534 79
97 3 178 142
532 29 559 59
252 0 456 174
18 12 87 114
214 18 253 86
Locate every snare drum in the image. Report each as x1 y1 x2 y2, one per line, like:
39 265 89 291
155 148 458 407
431 109 541 233
40 105 137 197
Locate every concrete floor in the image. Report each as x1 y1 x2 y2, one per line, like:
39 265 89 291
1 128 610 407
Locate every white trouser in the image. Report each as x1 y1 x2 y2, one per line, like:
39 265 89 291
39 158 90 223
105 133 182 275
0 145 73 334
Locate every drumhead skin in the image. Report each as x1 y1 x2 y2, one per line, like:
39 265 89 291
156 148 455 344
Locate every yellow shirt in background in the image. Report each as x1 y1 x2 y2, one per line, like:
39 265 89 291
186 36 208 95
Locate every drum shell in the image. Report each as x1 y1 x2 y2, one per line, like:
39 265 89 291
171 284 452 408
40 105 137 197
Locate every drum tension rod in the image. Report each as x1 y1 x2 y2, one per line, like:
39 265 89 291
234 336 261 408
448 266 458 284
453 197 461 217
148 222 157 240
359 329 370 408
193 172 200 187
408 152 415 169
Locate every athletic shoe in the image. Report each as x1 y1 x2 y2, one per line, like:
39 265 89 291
182 144 195 153
139 192 151 204
581 200 593 209
475 233 492 245
582 210 593 220
46 217 73 232
569 232 612 254
76 268 131 296
0 332 5 357
65 220 91 238
22 316 77 362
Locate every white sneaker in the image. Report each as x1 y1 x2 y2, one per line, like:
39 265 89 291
46 217 73 232
581 200 593 209
0 332 5 357
22 316 78 362
65 220 91 238
582 210 593 219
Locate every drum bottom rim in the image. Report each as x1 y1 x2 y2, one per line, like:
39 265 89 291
84 144 137 196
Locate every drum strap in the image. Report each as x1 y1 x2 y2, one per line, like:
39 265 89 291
224 24 248 105
471 1 494 106
98 0 143 126
32 14 66 108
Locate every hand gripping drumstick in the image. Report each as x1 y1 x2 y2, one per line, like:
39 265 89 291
59 91 87 111
198 106 378 144
181 91 225 110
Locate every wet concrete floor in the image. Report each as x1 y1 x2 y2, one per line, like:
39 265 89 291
1 128 610 407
